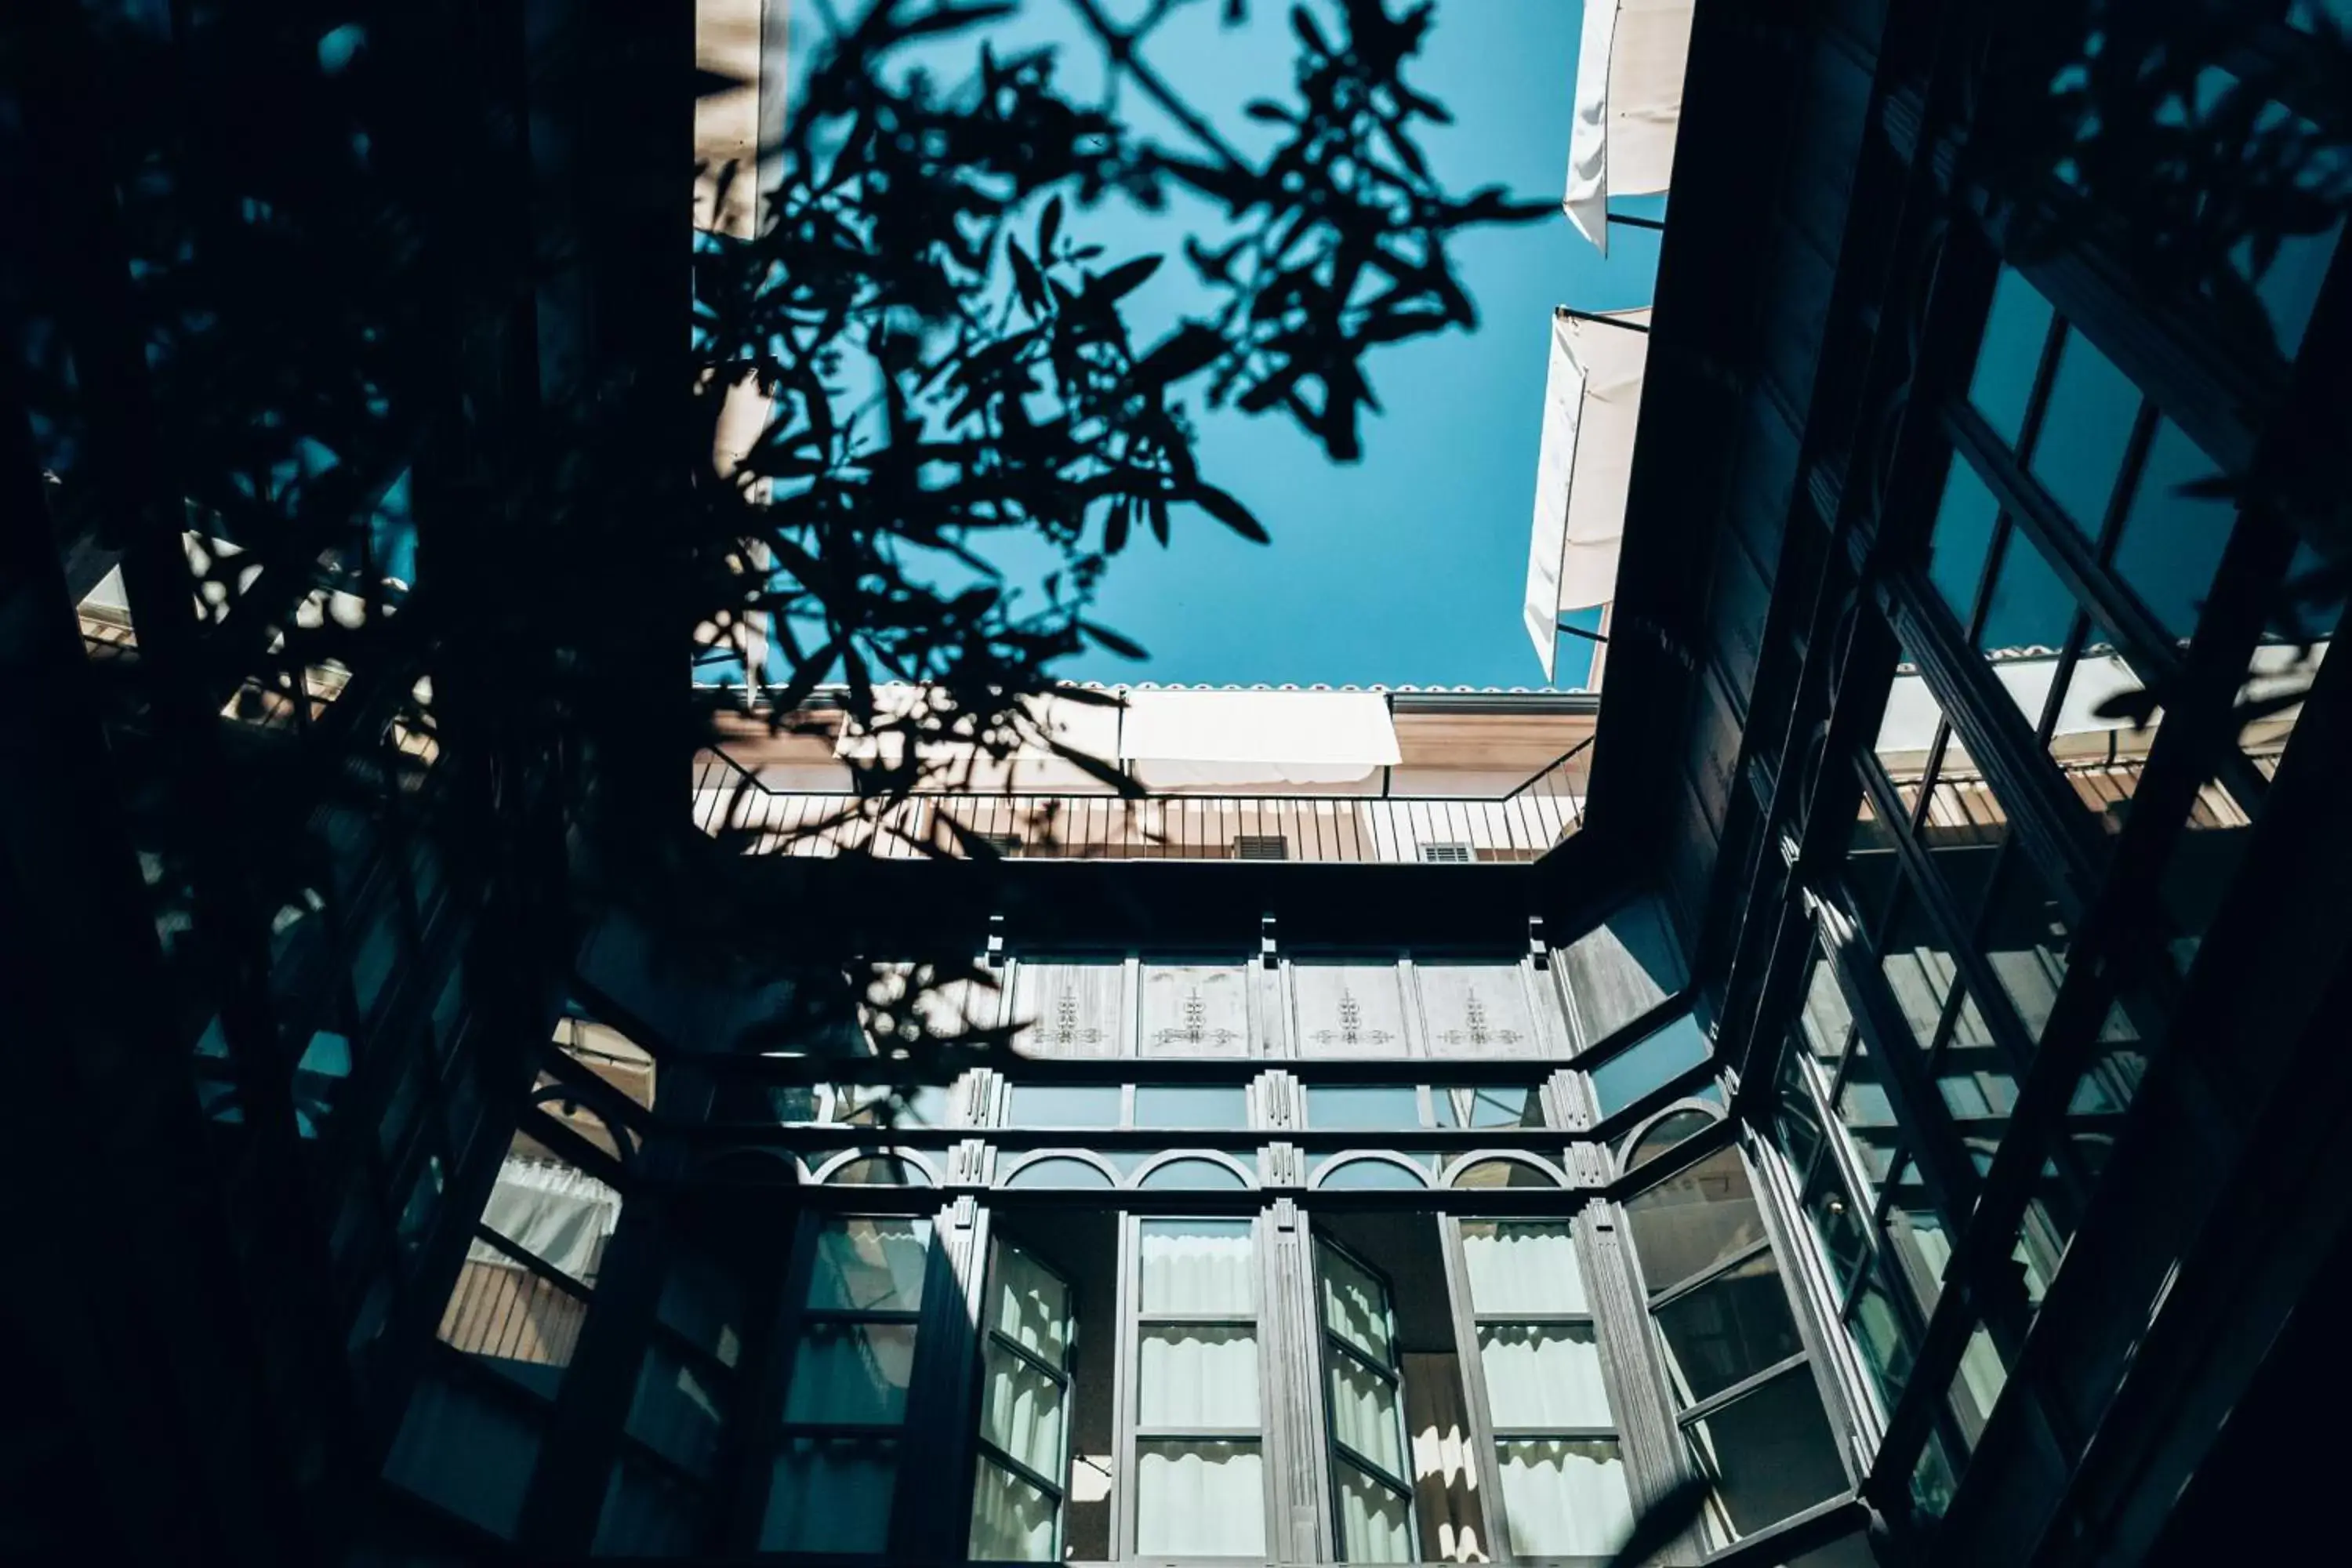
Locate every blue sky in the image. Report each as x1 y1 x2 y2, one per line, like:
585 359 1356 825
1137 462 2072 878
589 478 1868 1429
792 1 1659 688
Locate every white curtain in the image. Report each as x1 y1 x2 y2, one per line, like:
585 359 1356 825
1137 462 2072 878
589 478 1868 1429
1336 1466 1416 1563
808 1217 932 1312
1139 1327 1261 1427
1320 1247 1393 1363
1135 1443 1265 1556
1460 1222 1586 1315
1404 1353 1488 1563
1138 1221 1255 1313
968 1458 1058 1562
1328 1359 1407 1476
477 1156 622 1283
980 1344 1065 1475
1562 0 1695 250
783 1323 916 1425
760 1439 896 1553
1479 1326 1613 1431
1495 1439 1635 1556
989 1244 1071 1367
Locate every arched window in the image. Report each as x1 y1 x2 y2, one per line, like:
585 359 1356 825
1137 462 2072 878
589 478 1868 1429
821 1154 935 1188
1621 1107 1719 1174
1002 1155 1118 1190
1134 1156 1251 1191
1314 1155 1430 1192
1449 1156 1560 1190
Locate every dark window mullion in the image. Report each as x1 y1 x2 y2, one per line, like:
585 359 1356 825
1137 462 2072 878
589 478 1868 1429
1672 1352 1815 1428
985 1326 1069 1388
975 1440 1065 1501
1645 1237 1775 1312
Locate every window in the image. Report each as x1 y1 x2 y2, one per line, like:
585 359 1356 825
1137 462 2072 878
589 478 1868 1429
1455 1221 1632 1556
1420 843 1473 864
1622 1149 1849 1544
764 1217 933 1553
1232 834 1290 861
969 1241 1077 1562
1305 1084 1546 1131
1587 1013 1711 1119
1317 1242 1417 1562
1129 1219 1265 1556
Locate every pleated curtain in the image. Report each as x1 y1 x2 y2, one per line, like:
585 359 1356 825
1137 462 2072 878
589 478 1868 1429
1134 1444 1265 1556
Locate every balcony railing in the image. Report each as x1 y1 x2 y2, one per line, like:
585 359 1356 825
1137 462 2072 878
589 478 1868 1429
694 739 1592 865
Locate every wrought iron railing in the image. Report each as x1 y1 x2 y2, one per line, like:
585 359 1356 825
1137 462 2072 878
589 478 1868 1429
693 739 1592 865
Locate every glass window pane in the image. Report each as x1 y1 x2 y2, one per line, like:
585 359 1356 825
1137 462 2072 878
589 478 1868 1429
1927 458 2003 631
1006 1083 1122 1127
1133 1084 1250 1128
1335 1464 1415 1563
625 1345 725 1477
1308 1085 1424 1130
1685 1369 1849 1538
786 1323 919 1425
1977 524 2078 668
1319 1246 1395 1363
970 1458 1058 1563
1624 1147 1766 1297
1138 1220 1254 1314
1494 1439 1635 1557
1136 1156 1250 1191
1882 1179 1955 1313
1319 1157 1429 1191
827 1155 932 1187
2111 418 2231 644
1846 1275 1917 1414
1589 1014 1711 1118
1003 1156 1116 1190
1135 1441 1265 1555
1651 1254 1804 1406
1328 1358 1407 1477
1139 1328 1260 1427
1625 1108 1717 1172
763 1436 897 1552
1452 1157 1559 1190
1460 1221 1588 1315
1969 268 2056 449
1432 1084 1545 1129
2028 326 2143 539
807 1218 931 1312
1479 1325 1613 1429
988 1244 1071 1368
981 1342 1065 1475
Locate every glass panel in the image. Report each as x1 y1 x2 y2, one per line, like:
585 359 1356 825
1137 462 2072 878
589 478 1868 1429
2110 418 2230 644
1805 1163 1871 1293
625 1345 725 1477
1133 1084 1250 1129
1685 1369 1849 1539
1927 457 2002 631
1138 1220 1255 1314
1007 1083 1123 1127
989 1244 1070 1368
970 1458 1058 1563
1320 1246 1395 1363
1335 1464 1415 1563
828 1156 932 1187
1003 1156 1116 1190
1308 1085 1425 1130
1136 1156 1251 1191
981 1342 1065 1475
1949 1322 2010 1449
1139 1327 1260 1427
1328 1358 1408 1476
807 1218 931 1312
1589 1014 1711 1117
1479 1325 1613 1429
1432 1084 1545 1129
657 1254 743 1368
1651 1254 1804 1406
1319 1157 1429 1191
1451 1157 1559 1190
785 1323 919 1425
1846 1274 1917 1414
762 1436 897 1552
1460 1221 1588 1315
1134 1442 1265 1555
1969 267 2056 450
1977 527 2077 696
1626 1109 1717 1171
381 1375 540 1540
593 1457 696 1556
2028 326 2142 539
1494 1439 1635 1556
1624 1147 1766 1297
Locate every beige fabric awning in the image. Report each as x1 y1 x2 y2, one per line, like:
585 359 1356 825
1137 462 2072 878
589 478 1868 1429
1523 308 1651 681
1119 690 1399 790
1563 0 1694 252
834 685 1124 790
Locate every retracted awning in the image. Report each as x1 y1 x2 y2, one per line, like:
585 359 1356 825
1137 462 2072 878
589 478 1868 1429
1563 0 1694 253
1523 307 1651 681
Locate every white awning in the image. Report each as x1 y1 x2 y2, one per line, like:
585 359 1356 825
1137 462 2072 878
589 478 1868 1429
1563 0 1694 252
835 685 1124 789
1119 690 1399 790
1523 308 1651 681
